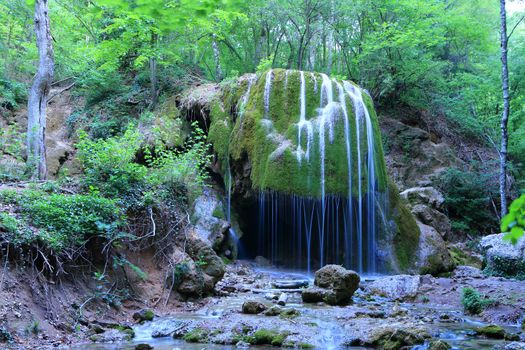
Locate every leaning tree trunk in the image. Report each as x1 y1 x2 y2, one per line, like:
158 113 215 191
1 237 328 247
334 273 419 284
27 0 54 180
499 0 510 217
149 32 158 109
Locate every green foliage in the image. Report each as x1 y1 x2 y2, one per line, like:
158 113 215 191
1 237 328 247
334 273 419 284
0 78 26 110
25 320 40 336
484 255 525 280
461 287 492 315
77 123 210 208
0 189 123 252
77 126 147 201
501 194 525 244
436 167 498 234
256 55 273 75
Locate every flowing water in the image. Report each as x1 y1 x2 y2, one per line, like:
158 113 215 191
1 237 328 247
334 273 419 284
71 267 517 350
247 70 384 274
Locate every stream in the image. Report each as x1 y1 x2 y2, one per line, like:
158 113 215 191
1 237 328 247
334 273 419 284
71 265 520 350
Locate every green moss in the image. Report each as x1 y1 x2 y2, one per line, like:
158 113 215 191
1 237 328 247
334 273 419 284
212 202 225 220
211 69 390 198
474 325 505 339
388 179 420 272
483 256 525 280
249 329 289 346
279 308 300 319
448 246 482 268
182 327 208 343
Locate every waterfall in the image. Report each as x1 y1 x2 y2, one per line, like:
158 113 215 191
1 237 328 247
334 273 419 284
233 69 383 274
264 70 273 119
297 72 313 162
335 81 354 269
238 75 256 120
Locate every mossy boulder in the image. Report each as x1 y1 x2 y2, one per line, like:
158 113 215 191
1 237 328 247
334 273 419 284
132 309 154 323
480 233 525 279
368 327 430 350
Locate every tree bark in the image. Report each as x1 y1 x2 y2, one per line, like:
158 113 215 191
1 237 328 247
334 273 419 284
212 33 223 82
149 31 158 109
499 0 510 217
27 0 54 180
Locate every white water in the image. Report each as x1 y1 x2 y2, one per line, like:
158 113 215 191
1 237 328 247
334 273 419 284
297 71 313 162
238 75 256 120
263 70 273 119
336 81 354 268
253 70 380 273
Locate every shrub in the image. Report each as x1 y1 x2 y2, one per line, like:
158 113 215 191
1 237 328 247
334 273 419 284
77 126 148 202
461 287 492 315
435 166 498 234
0 189 123 251
0 78 27 110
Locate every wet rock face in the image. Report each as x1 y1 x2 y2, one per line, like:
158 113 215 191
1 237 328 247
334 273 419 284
428 340 452 350
480 233 525 279
302 265 360 305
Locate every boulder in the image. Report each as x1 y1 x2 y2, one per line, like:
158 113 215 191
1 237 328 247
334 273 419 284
242 300 267 314
480 233 525 279
366 327 430 349
150 319 186 338
400 187 445 209
451 265 484 279
132 309 154 322
191 188 230 251
410 204 451 238
366 275 420 300
415 222 455 275
400 187 451 238
302 265 360 305
169 239 224 297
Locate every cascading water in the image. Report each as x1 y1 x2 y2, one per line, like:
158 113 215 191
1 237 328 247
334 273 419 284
225 69 385 274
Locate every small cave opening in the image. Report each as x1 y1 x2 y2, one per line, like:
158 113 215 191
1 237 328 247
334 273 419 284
233 191 385 274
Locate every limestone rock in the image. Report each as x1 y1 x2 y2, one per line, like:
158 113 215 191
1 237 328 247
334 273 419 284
366 275 420 300
302 265 360 305
506 342 525 350
400 187 444 209
366 326 430 349
400 187 451 238
242 300 267 314
191 188 230 251
410 204 451 238
480 233 525 278
415 222 455 275
451 265 484 279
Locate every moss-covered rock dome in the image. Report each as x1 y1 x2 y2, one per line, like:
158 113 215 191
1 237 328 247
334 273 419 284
191 69 420 274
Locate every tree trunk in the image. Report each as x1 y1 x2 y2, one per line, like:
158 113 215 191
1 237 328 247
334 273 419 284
212 33 223 82
149 32 158 109
499 0 510 217
27 0 54 180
